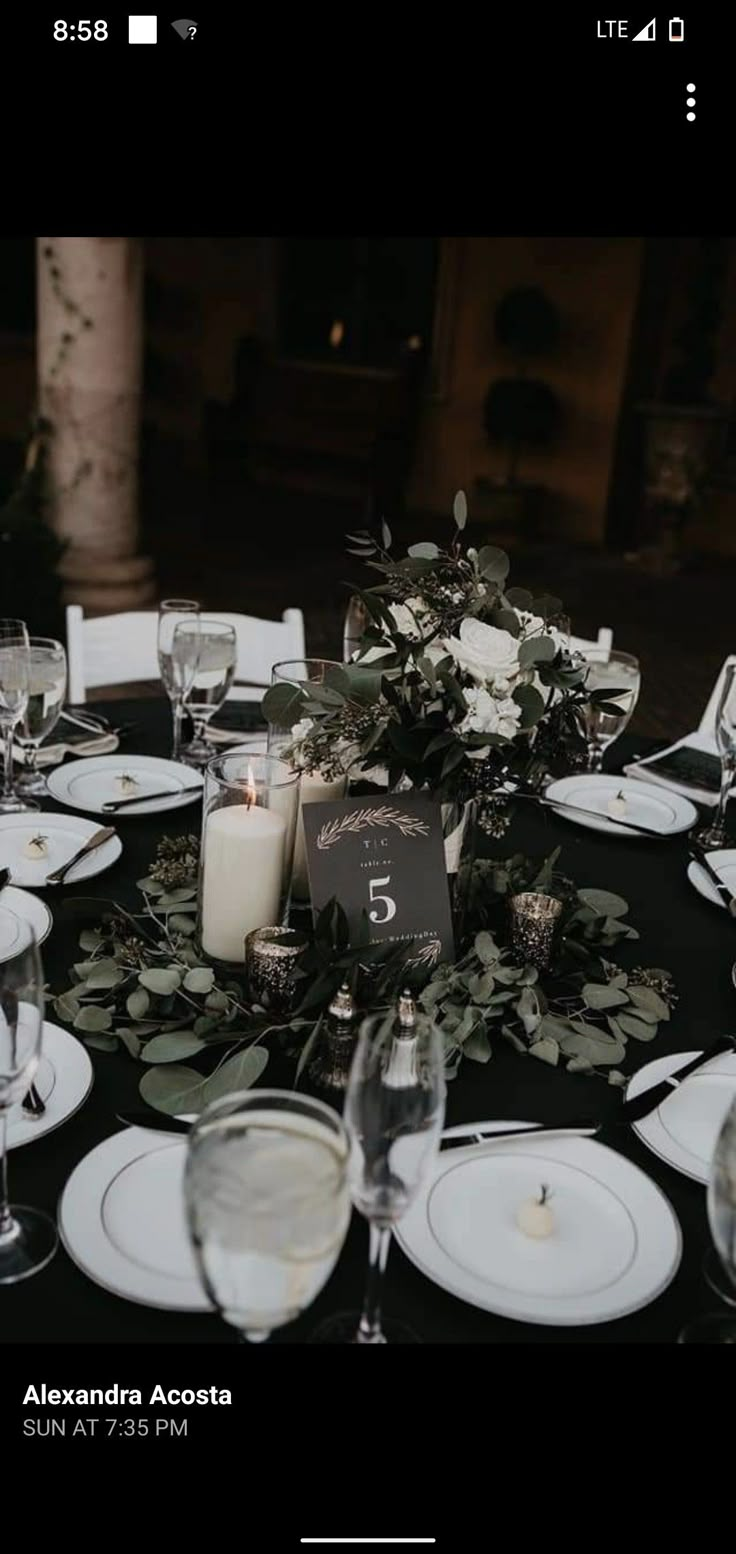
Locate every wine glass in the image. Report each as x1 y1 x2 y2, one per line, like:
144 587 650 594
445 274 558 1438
679 1096 736 1342
157 599 200 761
695 662 736 849
184 1089 350 1342
14 637 68 803
580 649 641 773
0 925 58 1282
313 1000 446 1344
0 619 31 815
180 620 237 768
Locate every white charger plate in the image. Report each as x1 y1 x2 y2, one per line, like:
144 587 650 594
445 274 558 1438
7 1021 93 1149
46 755 204 817
544 774 698 838
59 1126 212 1310
395 1121 681 1326
0 888 52 958
687 849 736 910
626 1050 736 1184
0 812 122 887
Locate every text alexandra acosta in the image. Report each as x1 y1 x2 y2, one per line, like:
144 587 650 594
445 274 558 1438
23 1385 232 1405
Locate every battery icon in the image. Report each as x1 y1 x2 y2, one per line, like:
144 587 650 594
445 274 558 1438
669 17 684 40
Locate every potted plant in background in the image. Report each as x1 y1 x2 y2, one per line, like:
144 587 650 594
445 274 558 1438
479 286 561 539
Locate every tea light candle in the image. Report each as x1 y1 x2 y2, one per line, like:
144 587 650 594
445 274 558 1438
201 802 287 963
292 770 347 897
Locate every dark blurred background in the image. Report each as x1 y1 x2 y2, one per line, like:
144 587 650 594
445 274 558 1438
1 235 735 737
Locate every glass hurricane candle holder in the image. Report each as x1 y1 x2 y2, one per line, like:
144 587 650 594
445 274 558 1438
198 753 299 969
509 891 563 972
267 659 349 902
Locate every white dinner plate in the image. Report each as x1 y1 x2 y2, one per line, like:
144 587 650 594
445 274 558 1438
687 849 736 910
7 1021 93 1149
59 1126 212 1311
0 888 53 958
46 755 204 817
0 812 122 887
626 1050 736 1184
395 1121 681 1326
544 774 698 838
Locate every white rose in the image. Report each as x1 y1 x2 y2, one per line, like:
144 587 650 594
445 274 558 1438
458 687 522 741
444 618 520 687
291 718 314 742
389 596 429 641
516 610 546 637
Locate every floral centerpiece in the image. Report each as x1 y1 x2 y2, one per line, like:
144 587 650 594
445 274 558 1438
262 494 597 841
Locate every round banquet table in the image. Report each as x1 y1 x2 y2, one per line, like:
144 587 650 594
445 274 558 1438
3 697 733 1345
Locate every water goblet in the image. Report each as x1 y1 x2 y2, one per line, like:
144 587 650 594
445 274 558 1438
580 649 641 773
157 599 200 761
695 662 736 850
14 637 67 803
0 926 58 1282
180 620 237 768
0 620 31 815
185 1089 350 1343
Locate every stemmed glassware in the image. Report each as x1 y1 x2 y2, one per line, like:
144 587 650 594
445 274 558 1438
185 1089 350 1342
0 926 58 1283
157 599 201 761
14 637 68 804
695 662 736 849
679 1097 736 1342
579 648 641 773
0 619 31 815
314 1001 446 1344
179 619 237 768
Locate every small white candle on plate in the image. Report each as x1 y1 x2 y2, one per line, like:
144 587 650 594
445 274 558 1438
201 801 287 963
516 1187 555 1239
607 791 628 820
292 770 347 897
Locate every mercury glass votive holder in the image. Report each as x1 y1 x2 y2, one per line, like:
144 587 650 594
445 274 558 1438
509 891 563 972
245 926 308 1014
198 753 299 968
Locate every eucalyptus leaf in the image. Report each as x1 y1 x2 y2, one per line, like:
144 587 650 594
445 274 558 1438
582 983 630 1010
577 888 629 920
139 968 182 996
85 964 125 991
141 1032 207 1063
168 914 197 936
262 681 307 727
477 545 510 582
139 1064 207 1115
78 929 103 952
74 1005 113 1034
407 542 440 559
137 876 165 895
453 490 467 531
183 967 216 994
82 1032 118 1052
627 984 670 1020
200 1047 269 1106
127 987 150 1020
529 1037 559 1066
464 1026 492 1063
54 992 81 1023
616 1012 660 1042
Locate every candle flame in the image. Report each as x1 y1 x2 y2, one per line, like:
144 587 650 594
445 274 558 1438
244 763 257 809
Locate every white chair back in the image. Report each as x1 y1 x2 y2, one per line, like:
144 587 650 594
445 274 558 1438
699 655 736 738
66 605 306 704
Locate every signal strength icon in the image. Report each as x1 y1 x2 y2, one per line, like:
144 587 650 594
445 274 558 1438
633 17 656 39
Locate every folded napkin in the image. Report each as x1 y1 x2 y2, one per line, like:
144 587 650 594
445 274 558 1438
623 731 730 809
13 732 120 767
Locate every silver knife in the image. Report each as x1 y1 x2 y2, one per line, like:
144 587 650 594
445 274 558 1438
45 825 117 885
102 785 202 812
497 788 671 838
690 848 736 913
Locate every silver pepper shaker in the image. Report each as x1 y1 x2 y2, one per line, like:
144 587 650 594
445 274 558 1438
306 982 358 1092
385 988 419 1088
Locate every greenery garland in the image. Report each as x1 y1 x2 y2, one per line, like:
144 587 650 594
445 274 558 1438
51 834 677 1114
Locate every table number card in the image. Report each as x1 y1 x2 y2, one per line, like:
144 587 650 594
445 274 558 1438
302 794 454 969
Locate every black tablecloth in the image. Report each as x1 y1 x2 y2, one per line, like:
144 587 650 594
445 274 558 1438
4 698 733 1344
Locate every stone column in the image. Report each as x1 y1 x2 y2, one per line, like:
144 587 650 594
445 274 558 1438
37 237 156 610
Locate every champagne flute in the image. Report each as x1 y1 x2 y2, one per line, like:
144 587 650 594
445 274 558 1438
313 997 446 1344
695 662 736 849
580 649 640 773
157 599 200 761
15 637 68 802
180 620 237 768
0 925 58 1282
0 620 31 815
185 1089 350 1342
679 1096 736 1342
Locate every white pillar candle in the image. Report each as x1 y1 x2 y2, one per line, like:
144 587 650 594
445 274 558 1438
201 803 287 963
292 771 347 898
